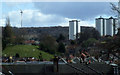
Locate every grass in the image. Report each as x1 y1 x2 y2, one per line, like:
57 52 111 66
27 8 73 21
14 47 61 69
2 45 54 60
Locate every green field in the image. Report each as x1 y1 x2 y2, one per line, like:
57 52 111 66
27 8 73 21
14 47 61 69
2 45 54 60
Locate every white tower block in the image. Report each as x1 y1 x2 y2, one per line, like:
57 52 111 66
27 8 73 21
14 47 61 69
69 20 80 40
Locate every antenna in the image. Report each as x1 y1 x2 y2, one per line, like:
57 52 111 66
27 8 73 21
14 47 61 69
20 9 23 27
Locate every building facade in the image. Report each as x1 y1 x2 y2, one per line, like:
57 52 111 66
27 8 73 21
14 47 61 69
69 20 80 40
96 16 118 36
96 17 105 36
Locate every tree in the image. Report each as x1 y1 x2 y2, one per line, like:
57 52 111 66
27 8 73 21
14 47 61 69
39 35 58 54
14 35 24 44
2 39 7 50
2 17 14 49
97 35 120 60
58 42 65 53
78 28 100 44
81 38 97 48
70 40 76 45
56 34 65 42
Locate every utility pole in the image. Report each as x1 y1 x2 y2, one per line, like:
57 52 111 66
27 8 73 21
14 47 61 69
20 10 23 27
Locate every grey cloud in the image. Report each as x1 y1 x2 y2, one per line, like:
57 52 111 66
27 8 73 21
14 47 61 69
34 2 114 20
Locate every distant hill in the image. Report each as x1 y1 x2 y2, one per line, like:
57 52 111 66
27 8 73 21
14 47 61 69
2 26 69 40
2 26 99 41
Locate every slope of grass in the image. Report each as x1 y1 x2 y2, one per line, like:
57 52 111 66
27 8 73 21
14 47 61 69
2 45 54 60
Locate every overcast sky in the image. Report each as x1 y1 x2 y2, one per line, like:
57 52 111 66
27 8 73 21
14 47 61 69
0 2 118 27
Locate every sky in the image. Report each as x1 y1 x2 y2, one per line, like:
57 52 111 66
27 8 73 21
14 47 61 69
0 2 118 27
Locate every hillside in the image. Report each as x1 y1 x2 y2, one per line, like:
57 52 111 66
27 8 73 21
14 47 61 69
8 26 69 40
2 45 54 60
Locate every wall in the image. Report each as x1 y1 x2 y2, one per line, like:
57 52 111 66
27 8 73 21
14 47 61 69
2 62 113 75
